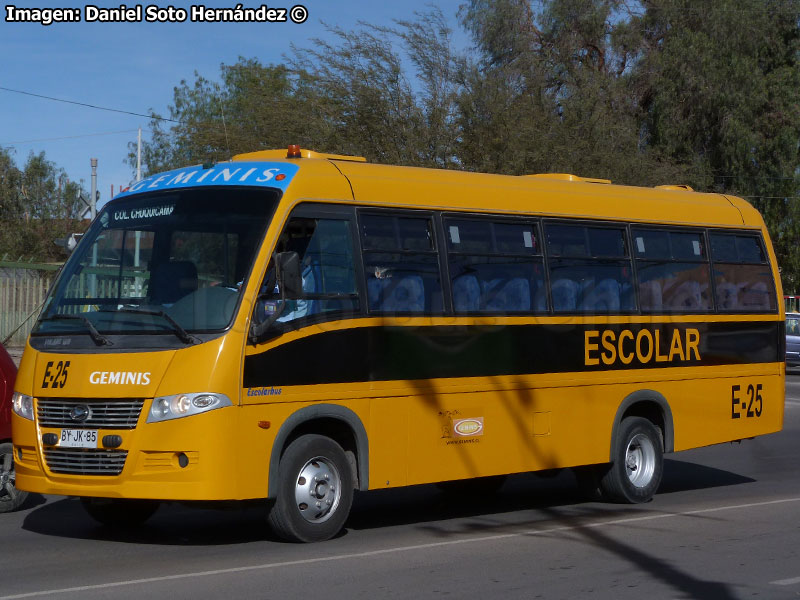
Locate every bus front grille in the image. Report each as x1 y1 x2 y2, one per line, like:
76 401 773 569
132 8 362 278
44 448 128 476
37 399 145 429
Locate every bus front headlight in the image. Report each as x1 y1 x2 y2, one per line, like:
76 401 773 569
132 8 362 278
12 392 34 421
147 393 232 423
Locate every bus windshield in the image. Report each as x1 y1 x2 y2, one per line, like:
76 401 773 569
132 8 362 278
32 187 278 347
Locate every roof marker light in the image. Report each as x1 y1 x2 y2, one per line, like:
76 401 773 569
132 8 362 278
287 144 301 158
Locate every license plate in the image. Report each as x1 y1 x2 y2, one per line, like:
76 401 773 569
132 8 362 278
59 429 98 448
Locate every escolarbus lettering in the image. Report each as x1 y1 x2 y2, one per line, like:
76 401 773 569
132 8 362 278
585 327 700 367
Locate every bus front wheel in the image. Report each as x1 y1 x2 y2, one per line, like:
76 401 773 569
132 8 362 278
80 497 159 527
600 417 663 503
267 434 354 543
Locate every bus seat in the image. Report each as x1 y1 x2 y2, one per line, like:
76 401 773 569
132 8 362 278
382 275 425 312
533 286 548 311
716 282 739 310
666 280 702 309
741 281 769 310
551 278 579 311
639 280 663 311
149 261 198 305
367 277 386 311
580 278 620 312
453 274 481 312
485 278 530 312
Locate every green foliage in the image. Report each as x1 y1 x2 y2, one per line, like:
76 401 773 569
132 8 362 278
0 148 88 261
638 0 800 290
127 0 800 289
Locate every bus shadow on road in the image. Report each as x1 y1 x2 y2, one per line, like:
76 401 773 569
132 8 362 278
347 458 755 533
658 458 754 495
21 498 273 545
19 459 754 545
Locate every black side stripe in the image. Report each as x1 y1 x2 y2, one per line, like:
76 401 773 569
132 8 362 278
243 321 781 388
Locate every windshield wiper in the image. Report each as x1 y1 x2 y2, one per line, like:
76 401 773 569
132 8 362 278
42 314 113 346
114 307 200 345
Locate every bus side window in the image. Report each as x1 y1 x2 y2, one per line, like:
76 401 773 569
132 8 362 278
445 218 544 314
258 216 360 325
709 233 776 312
360 213 444 314
633 228 712 313
545 223 634 314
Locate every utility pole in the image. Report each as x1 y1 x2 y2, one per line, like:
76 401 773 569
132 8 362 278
135 128 143 295
89 158 98 298
90 158 98 220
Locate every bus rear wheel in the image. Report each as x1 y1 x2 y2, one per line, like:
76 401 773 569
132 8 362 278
80 497 159 527
600 417 663 503
267 434 354 543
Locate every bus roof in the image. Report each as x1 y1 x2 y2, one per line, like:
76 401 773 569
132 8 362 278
229 149 759 229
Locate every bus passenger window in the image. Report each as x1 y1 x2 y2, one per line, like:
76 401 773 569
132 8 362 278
360 213 444 314
710 233 776 312
545 223 634 313
446 218 544 313
633 228 712 313
261 217 360 325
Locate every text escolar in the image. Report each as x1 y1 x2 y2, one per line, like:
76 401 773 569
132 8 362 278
584 327 701 367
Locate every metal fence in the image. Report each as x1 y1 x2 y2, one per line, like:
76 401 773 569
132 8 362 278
0 259 61 346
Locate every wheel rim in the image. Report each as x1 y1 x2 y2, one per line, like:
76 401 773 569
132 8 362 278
0 450 18 504
625 433 656 488
294 456 342 524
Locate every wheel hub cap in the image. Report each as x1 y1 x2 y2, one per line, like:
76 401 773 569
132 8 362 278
625 433 656 488
294 457 342 524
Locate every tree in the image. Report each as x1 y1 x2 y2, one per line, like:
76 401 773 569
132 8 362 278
0 149 88 261
129 59 332 176
0 147 24 221
637 0 800 289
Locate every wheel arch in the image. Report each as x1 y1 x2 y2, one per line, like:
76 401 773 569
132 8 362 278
268 404 369 499
609 390 674 462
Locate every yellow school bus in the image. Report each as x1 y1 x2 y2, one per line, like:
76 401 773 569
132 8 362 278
12 146 784 542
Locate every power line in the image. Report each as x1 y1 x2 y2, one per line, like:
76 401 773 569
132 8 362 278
1 129 143 146
0 86 180 123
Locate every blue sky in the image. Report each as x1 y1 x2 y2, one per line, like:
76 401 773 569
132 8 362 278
1 1 465 211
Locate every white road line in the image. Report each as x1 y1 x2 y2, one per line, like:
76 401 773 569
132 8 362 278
771 576 800 586
3 496 800 600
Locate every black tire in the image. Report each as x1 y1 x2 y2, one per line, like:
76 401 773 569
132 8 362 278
599 417 663 503
0 442 28 513
80 497 159 527
267 434 354 543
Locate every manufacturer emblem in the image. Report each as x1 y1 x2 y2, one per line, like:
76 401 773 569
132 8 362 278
70 405 91 423
453 417 484 437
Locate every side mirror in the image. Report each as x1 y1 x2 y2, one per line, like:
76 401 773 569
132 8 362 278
248 251 302 343
276 251 302 297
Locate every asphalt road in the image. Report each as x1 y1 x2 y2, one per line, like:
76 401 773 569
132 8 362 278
2 381 800 600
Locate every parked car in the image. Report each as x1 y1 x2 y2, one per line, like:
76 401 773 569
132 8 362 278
786 312 800 369
0 345 27 512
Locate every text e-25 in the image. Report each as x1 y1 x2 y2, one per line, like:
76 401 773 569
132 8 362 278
731 383 763 419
